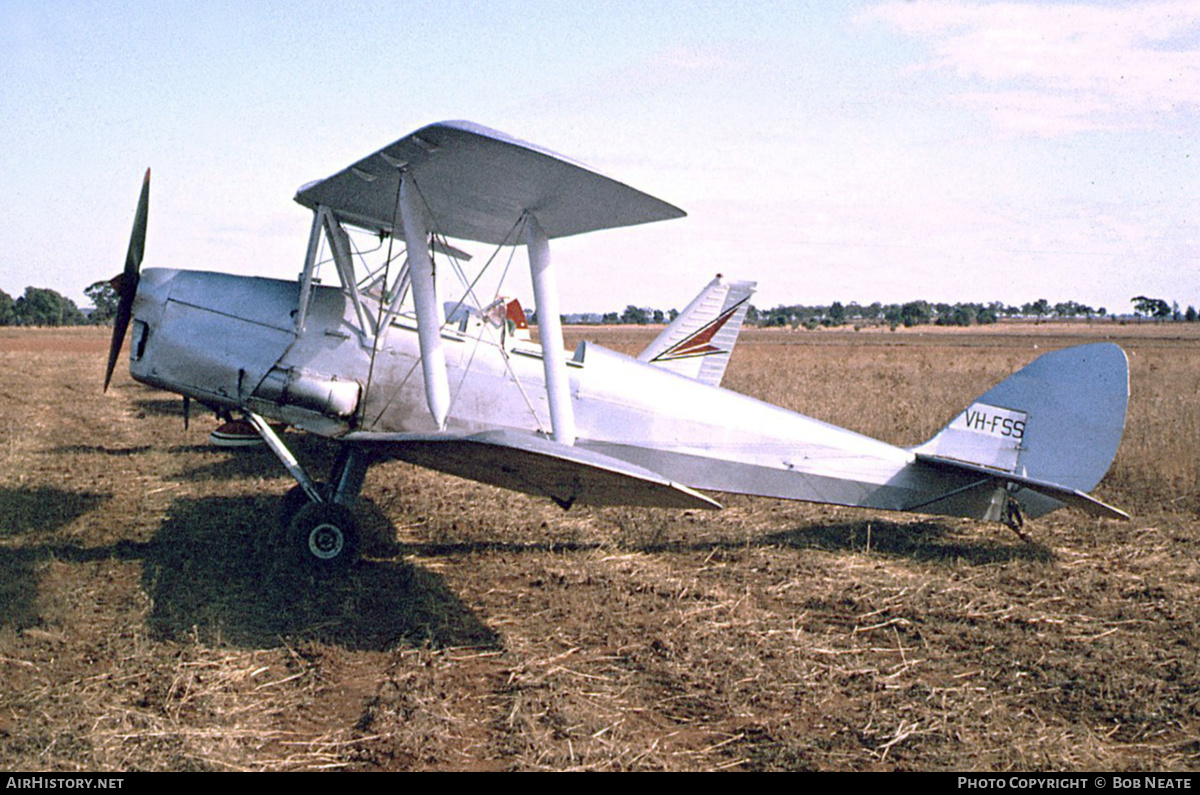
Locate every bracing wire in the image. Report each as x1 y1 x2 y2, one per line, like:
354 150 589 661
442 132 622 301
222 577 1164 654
360 170 406 426
367 204 546 432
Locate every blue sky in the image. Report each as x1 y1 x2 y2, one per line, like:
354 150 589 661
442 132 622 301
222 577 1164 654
2 1 1197 315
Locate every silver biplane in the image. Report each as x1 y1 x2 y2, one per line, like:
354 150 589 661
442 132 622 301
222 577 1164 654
105 121 1129 570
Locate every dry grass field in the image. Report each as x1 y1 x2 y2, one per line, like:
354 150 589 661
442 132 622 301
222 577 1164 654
0 322 1197 771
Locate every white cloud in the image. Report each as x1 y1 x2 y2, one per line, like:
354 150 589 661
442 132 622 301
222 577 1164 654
864 1 1200 136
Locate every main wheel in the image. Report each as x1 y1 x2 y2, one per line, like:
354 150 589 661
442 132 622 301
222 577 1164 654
279 482 326 529
287 501 360 572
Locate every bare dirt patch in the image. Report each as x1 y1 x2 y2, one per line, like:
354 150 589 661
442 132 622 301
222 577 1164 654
0 324 1197 771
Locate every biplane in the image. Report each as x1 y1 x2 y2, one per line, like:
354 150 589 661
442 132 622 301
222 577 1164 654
105 121 1129 570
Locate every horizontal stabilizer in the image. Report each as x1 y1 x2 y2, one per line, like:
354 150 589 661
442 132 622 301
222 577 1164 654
916 453 1128 520
343 429 721 510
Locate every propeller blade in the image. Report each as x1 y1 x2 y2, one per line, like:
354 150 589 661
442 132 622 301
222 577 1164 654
104 168 150 392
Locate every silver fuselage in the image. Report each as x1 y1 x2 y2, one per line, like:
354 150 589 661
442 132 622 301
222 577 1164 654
128 268 999 519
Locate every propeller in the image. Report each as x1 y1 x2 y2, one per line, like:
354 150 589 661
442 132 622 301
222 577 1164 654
104 168 149 392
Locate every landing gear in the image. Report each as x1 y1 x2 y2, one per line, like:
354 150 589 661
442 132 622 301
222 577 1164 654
287 501 360 571
280 482 322 528
1002 492 1031 542
247 412 369 572
274 481 360 572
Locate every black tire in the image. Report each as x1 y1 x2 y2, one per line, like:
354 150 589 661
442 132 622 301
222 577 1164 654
279 483 324 529
287 501 360 572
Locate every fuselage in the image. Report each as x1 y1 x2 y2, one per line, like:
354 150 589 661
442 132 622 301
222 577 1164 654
128 268 994 518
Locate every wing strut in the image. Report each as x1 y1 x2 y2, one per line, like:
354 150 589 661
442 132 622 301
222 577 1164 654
526 214 575 445
397 174 451 430
295 208 323 333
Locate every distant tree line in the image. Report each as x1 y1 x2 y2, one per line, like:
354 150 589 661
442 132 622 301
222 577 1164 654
0 286 86 326
0 282 117 327
749 299 1109 330
587 296 1199 329
4 281 1197 329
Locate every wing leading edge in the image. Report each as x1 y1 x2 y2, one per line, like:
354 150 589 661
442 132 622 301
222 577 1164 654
294 121 685 244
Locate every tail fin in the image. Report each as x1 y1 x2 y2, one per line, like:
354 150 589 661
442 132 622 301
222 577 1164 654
638 275 755 387
914 343 1129 519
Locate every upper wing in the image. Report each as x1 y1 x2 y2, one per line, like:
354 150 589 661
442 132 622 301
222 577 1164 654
294 121 685 244
343 428 721 511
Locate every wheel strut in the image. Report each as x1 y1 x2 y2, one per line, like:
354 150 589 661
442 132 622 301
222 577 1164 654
246 412 323 503
246 412 369 570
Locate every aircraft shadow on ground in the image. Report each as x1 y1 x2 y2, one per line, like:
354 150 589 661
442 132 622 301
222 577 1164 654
0 486 113 630
760 518 1055 565
0 486 110 537
162 446 292 481
384 515 1051 568
140 494 500 651
0 486 497 651
0 484 1049 644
